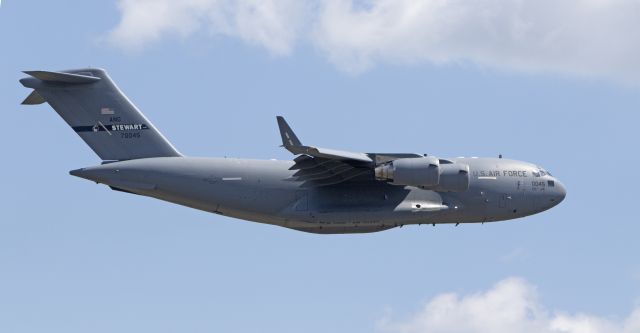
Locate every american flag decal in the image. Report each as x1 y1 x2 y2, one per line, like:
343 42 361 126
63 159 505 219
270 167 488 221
100 107 115 115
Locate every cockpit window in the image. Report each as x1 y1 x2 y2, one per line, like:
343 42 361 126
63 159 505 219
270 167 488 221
534 167 552 177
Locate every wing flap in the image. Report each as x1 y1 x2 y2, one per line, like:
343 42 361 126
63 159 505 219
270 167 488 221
287 155 372 187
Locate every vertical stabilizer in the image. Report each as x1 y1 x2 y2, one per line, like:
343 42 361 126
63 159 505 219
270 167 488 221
20 68 181 161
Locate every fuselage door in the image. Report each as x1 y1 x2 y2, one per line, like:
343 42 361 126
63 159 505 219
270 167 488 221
498 193 508 209
516 179 531 192
516 178 537 210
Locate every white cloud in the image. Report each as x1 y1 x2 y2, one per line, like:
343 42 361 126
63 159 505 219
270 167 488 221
107 0 640 82
108 0 306 55
377 277 640 333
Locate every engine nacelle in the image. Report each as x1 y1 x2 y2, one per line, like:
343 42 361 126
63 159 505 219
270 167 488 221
374 157 470 192
375 156 440 186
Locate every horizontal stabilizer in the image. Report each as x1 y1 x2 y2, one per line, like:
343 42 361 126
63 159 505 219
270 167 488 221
21 90 45 105
23 70 101 84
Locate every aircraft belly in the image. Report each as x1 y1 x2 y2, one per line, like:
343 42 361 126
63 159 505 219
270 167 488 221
277 185 448 233
149 176 296 218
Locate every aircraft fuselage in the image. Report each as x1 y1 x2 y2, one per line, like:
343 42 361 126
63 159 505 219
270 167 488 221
71 156 566 234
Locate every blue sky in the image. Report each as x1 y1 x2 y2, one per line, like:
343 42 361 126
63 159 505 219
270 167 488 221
2 1 640 332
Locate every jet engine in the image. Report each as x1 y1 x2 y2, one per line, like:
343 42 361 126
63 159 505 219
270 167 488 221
374 157 470 192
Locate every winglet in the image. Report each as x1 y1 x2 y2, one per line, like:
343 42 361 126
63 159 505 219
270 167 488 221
277 116 302 147
21 90 46 105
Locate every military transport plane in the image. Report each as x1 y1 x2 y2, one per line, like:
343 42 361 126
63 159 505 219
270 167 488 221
20 68 566 234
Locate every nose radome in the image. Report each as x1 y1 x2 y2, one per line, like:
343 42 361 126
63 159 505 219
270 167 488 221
555 179 566 203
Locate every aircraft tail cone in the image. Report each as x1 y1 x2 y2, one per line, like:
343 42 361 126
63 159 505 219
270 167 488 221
69 168 85 177
69 166 107 183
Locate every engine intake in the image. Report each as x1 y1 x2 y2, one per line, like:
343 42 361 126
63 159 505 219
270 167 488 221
375 157 470 192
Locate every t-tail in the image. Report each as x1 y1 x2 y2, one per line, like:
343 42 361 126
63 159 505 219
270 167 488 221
20 68 181 161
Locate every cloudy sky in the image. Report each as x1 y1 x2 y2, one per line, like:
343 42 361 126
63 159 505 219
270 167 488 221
2 1 640 333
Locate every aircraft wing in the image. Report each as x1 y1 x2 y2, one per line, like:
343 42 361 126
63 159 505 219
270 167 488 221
287 154 372 187
277 116 373 163
285 146 373 163
276 117 424 187
277 116 373 186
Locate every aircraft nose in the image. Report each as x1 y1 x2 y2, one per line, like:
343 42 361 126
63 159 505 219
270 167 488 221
554 179 566 204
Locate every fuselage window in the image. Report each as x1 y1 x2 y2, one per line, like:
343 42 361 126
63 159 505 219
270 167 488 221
547 180 555 187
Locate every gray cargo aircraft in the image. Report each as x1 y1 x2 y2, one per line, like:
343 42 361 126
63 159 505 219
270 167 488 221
20 68 565 234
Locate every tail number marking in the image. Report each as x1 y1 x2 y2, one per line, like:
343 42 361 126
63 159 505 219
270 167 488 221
121 132 141 139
